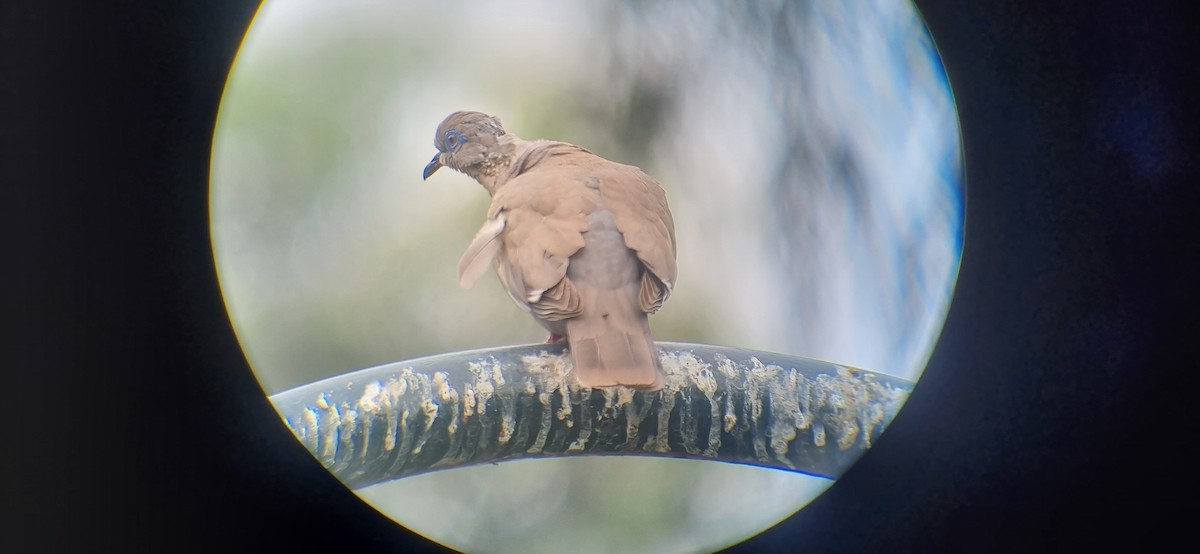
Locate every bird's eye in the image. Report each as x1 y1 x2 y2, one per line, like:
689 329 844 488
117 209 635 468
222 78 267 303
444 130 462 151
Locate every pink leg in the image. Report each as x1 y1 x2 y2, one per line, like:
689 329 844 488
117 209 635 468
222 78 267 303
546 333 564 343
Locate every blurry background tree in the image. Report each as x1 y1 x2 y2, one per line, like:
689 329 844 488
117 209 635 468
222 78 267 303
211 0 962 552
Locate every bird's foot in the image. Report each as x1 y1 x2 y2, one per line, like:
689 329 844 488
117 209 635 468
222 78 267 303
546 333 564 343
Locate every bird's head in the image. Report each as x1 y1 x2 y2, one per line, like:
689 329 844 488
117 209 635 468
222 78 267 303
422 111 508 181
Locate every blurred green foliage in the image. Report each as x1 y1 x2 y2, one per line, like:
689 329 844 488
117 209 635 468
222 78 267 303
212 3 725 394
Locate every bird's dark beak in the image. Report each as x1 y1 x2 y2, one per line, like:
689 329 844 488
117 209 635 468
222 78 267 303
422 153 443 180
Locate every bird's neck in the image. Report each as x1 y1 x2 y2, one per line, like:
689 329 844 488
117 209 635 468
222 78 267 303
473 138 581 196
467 135 526 196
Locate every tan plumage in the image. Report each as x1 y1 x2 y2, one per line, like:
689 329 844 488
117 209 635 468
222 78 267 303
423 111 676 389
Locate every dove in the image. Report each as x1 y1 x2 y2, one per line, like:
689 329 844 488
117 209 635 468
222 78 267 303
422 111 677 390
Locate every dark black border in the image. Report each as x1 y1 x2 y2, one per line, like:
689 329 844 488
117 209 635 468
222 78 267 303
7 0 1195 551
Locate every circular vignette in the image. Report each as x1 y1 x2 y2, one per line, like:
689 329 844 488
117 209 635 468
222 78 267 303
210 1 963 552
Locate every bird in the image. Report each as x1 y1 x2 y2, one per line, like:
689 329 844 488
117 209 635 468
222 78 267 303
422 111 677 390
